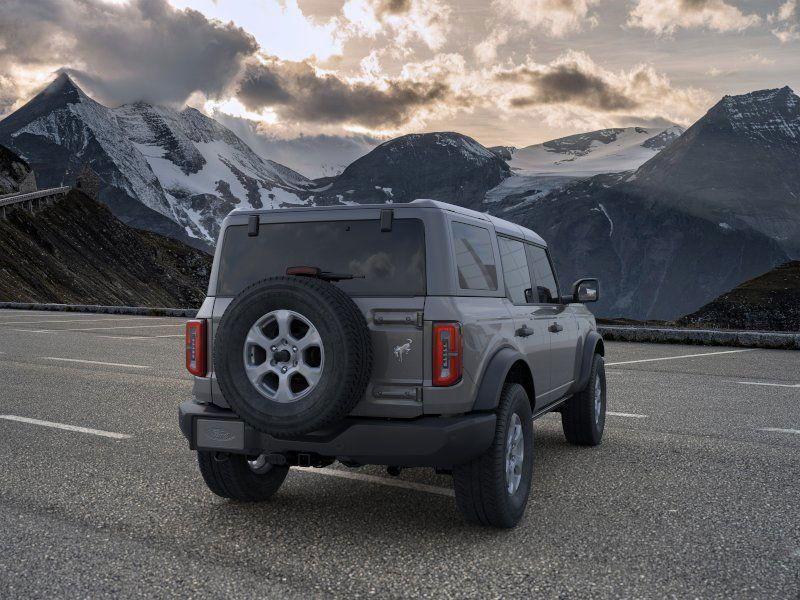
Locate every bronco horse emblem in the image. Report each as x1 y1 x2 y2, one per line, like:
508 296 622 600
393 338 413 362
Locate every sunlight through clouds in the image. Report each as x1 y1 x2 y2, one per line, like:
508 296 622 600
167 0 345 60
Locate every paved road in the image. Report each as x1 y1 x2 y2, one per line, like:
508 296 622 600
0 309 798 599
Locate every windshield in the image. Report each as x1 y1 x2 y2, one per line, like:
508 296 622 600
216 218 426 297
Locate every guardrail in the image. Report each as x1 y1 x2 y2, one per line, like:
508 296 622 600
599 325 800 350
0 186 71 217
0 302 197 318
0 302 797 349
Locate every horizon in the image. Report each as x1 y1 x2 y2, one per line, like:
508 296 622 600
6 71 797 151
0 0 798 147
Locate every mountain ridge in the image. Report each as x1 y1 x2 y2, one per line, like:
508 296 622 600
0 74 315 245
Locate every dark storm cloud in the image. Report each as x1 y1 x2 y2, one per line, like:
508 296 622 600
237 58 451 128
0 0 257 106
381 0 413 15
496 62 639 111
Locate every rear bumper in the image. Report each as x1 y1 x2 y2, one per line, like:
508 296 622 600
178 401 496 468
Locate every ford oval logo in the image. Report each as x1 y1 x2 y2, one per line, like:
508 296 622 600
207 426 235 442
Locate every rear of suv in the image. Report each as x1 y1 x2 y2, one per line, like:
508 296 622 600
179 199 606 528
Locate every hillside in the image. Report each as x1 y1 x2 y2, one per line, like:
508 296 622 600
677 261 800 331
507 175 789 321
0 190 211 307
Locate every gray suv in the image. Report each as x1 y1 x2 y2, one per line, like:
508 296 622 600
179 199 606 528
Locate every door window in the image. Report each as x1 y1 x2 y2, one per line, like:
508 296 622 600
451 222 498 291
525 245 559 304
498 237 533 304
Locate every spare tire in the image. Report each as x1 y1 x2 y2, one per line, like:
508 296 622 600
214 276 372 437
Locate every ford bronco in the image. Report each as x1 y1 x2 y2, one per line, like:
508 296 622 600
179 199 606 528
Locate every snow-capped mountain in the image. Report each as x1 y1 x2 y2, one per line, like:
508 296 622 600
483 126 683 210
502 87 800 320
0 74 315 245
312 132 510 210
507 126 684 177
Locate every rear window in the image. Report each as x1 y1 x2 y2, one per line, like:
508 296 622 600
216 219 426 297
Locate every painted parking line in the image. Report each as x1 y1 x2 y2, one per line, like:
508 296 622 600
0 415 132 439
758 427 800 436
295 467 455 497
40 357 151 369
738 381 800 389
606 349 753 367
607 411 647 418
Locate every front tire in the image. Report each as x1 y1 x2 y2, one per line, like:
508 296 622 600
453 383 534 528
197 451 289 501
561 353 606 446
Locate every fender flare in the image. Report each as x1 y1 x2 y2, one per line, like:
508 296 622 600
472 347 528 412
573 331 604 392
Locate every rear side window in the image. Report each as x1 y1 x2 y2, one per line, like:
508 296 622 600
451 222 497 291
216 219 426 297
498 237 532 304
525 244 559 303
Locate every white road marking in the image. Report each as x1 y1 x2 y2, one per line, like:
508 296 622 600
40 357 151 369
606 349 753 366
738 381 800 389
295 467 455 497
758 427 800 436
15 324 183 333
0 316 173 326
0 415 132 439
607 411 647 418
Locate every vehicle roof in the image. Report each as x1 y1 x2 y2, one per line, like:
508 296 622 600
231 198 547 247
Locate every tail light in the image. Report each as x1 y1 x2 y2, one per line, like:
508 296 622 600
433 322 462 387
186 319 207 377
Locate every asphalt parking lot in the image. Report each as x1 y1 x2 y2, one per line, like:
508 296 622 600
0 309 798 599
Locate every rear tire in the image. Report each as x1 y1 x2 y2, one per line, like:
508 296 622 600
453 383 534 528
561 353 606 446
197 451 289 501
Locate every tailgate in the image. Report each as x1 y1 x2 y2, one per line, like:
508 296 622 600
349 297 426 418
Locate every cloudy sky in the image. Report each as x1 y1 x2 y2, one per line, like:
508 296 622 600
0 0 797 146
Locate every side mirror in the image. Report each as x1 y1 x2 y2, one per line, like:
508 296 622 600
572 278 599 303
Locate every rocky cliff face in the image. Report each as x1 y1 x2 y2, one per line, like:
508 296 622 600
634 87 800 256
676 261 800 331
0 144 34 194
0 190 211 307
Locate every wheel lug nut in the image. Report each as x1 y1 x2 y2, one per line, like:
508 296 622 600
281 366 288 374
292 346 297 352
270 345 277 352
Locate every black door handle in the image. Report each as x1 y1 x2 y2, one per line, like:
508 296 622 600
548 322 563 333
515 325 534 338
